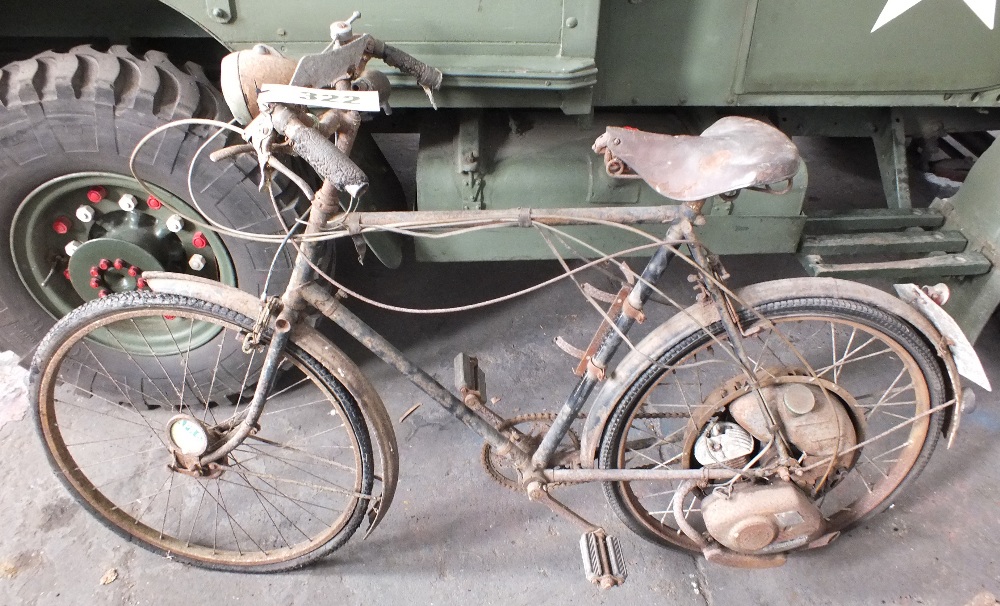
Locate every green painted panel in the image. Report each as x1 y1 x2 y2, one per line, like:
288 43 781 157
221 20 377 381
593 0 750 107
412 216 806 262
159 0 599 109
161 0 565 46
935 140 1000 342
743 0 1000 94
152 0 1000 110
414 111 806 262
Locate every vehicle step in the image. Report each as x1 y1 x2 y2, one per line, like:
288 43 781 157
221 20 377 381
803 208 945 234
799 252 991 279
799 230 967 255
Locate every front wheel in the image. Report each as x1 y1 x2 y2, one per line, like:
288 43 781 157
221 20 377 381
30 291 374 572
599 297 946 555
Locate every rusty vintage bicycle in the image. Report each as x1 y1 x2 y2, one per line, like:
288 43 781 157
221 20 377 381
28 14 989 587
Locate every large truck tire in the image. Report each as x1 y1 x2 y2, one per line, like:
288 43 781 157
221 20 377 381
0 45 293 371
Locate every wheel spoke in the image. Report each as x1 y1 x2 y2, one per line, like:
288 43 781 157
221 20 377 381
34 294 374 570
601 301 942 555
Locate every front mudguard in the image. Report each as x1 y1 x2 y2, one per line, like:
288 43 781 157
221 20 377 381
143 271 399 538
579 277 975 468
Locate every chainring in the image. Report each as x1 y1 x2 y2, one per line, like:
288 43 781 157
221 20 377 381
481 413 581 493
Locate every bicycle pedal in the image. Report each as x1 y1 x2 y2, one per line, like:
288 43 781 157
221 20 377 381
580 530 627 588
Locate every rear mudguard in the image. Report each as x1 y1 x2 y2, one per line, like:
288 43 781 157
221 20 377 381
143 272 399 538
579 277 973 468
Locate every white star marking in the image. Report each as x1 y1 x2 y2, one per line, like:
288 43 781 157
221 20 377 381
872 0 996 31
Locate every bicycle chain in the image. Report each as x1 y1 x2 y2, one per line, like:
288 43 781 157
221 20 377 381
636 411 691 419
480 413 581 493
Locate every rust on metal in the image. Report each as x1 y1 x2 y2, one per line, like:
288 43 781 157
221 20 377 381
554 336 587 360
481 412 581 493
581 282 617 303
141 272 401 539
325 205 680 230
701 481 825 555
621 299 645 323
544 467 764 483
573 285 632 377
219 45 297 122
586 358 606 382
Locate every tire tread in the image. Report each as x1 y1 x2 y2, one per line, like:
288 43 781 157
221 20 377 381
598 296 947 551
30 290 375 573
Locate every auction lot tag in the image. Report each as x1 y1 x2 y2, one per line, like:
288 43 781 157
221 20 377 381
257 84 381 112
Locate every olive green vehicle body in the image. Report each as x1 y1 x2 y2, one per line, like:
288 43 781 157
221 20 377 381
5 0 1000 338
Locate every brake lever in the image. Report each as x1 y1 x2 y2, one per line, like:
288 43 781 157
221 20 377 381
243 111 277 190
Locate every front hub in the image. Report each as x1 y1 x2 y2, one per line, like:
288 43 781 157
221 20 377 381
166 414 226 479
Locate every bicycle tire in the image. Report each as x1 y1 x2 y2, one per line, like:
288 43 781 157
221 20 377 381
599 296 946 554
30 290 374 572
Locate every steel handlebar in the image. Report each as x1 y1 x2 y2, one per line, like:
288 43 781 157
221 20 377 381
269 105 368 197
259 36 441 197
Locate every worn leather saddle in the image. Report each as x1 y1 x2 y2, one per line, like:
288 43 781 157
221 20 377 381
593 117 800 202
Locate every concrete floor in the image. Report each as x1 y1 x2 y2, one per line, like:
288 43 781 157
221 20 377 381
2 138 1000 605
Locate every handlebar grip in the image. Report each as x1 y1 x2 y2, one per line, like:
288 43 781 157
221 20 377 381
368 38 443 90
270 106 368 197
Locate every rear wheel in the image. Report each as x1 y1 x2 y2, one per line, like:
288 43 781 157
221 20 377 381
30 291 374 572
599 297 946 554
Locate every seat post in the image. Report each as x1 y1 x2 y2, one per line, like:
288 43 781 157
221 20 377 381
530 203 699 471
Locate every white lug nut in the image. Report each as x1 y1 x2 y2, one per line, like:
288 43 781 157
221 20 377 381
75 205 95 222
165 214 185 233
65 240 83 257
118 194 137 211
188 254 207 271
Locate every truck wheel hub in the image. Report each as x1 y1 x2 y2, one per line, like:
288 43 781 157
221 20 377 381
10 171 238 354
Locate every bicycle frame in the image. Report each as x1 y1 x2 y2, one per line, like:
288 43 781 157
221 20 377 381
193 167 758 493
177 96 973 551
191 36 778 490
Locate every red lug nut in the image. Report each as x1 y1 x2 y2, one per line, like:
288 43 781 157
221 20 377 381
163 315 176 320
128 265 140 277
113 258 125 270
98 258 111 270
146 196 162 210
87 186 107 203
89 266 100 277
136 277 148 289
52 217 72 234
89 277 102 289
98 289 111 298
191 231 208 249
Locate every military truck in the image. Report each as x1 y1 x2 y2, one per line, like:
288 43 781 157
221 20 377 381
3 0 1000 369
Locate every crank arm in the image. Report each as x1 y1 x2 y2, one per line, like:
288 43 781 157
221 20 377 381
525 481 628 589
526 480 599 533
